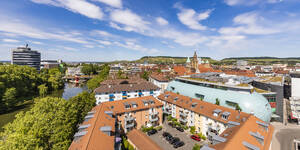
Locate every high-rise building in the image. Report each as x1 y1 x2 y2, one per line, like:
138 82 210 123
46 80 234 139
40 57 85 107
11 44 41 70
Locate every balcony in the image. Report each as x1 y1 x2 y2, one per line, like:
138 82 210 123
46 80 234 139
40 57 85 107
179 118 187 123
163 109 171 115
149 110 158 115
125 116 134 122
180 111 188 117
149 115 159 122
125 122 134 128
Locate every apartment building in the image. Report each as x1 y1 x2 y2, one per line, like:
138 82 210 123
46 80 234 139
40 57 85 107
158 92 274 150
69 96 163 150
149 73 170 93
94 78 160 104
11 45 41 70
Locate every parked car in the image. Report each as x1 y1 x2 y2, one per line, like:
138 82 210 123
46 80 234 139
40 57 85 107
191 135 201 141
147 129 157 136
165 134 173 141
173 141 185 148
176 127 184 132
163 132 171 137
170 137 180 145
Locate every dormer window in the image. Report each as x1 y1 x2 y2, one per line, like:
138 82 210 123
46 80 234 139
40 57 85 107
213 109 222 117
174 97 178 102
149 99 155 105
256 121 269 131
123 102 131 109
142 100 149 106
249 131 264 145
222 112 231 120
191 102 197 108
131 101 138 108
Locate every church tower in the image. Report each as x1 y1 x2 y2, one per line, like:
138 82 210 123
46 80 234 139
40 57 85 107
191 50 199 73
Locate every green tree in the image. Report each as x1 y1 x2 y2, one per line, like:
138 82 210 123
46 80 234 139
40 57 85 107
3 88 17 109
38 84 48 97
215 98 220 105
141 71 149 80
193 144 202 150
190 126 196 134
87 65 110 90
235 104 242 111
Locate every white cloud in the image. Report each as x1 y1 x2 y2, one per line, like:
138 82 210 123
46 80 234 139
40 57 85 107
2 39 19 43
114 41 159 54
31 41 43 45
0 18 88 44
110 9 149 33
219 12 279 35
84 45 95 48
156 17 168 26
95 40 112 45
94 0 122 8
31 0 104 20
59 46 78 51
92 30 113 37
224 0 282 6
175 4 212 30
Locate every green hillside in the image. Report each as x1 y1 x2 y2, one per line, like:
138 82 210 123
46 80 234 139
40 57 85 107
134 56 218 64
221 57 300 65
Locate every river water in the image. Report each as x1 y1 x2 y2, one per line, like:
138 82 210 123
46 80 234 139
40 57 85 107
50 83 88 100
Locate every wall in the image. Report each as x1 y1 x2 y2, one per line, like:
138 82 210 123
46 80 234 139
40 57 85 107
292 77 300 98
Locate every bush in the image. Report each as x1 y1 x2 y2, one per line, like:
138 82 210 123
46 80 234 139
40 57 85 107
171 118 177 122
183 125 189 130
167 115 173 121
197 133 207 140
141 126 153 133
155 126 162 131
190 126 195 134
192 144 202 150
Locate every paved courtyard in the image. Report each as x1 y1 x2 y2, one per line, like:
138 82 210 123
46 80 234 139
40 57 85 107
148 122 206 150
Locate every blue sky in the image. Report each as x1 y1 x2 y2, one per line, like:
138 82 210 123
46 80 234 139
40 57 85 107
0 0 300 61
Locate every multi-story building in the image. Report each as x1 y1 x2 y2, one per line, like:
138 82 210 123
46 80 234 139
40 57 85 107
69 96 163 150
158 92 274 150
11 45 41 70
166 73 272 122
149 73 170 93
291 73 300 98
94 78 160 104
40 60 60 69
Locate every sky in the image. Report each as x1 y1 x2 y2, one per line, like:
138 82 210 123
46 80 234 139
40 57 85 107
0 0 300 61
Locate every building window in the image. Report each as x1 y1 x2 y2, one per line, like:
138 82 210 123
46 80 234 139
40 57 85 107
195 93 205 100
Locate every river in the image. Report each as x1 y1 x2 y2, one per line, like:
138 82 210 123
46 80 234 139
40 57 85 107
51 83 88 100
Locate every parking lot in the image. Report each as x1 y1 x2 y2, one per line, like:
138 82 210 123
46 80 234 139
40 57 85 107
148 122 206 150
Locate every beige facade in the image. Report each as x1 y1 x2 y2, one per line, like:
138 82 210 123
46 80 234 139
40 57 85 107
118 106 163 133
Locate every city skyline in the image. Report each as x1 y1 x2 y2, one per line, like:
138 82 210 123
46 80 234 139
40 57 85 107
0 0 300 61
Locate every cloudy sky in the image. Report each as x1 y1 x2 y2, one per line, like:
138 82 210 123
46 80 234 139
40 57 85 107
0 0 300 61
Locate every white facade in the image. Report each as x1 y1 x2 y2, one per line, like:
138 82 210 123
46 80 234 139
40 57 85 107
95 90 160 104
292 77 300 98
149 77 169 93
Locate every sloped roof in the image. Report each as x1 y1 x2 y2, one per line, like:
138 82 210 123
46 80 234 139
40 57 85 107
127 129 162 150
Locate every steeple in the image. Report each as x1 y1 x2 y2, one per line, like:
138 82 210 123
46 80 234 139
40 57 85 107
186 57 191 63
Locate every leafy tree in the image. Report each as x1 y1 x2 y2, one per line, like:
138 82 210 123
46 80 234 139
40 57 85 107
3 88 17 110
0 91 96 150
190 126 195 134
215 98 220 105
81 64 100 75
193 144 202 150
235 104 242 111
141 71 150 80
87 64 110 90
38 84 48 97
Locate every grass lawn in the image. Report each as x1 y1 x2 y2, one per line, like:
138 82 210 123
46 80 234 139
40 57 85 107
0 100 33 132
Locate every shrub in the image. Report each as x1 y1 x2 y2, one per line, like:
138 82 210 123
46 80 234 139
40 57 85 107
190 126 195 134
192 144 202 150
156 126 162 131
167 115 173 121
183 125 189 130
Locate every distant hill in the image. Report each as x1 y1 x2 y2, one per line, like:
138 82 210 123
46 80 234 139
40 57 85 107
134 56 217 64
221 57 300 65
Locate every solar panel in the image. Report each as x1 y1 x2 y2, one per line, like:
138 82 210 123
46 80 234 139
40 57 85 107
242 141 260 150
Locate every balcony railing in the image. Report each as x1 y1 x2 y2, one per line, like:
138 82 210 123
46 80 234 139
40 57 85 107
125 122 134 128
149 115 159 122
163 110 171 115
180 111 188 117
179 118 187 123
149 110 158 115
125 116 134 122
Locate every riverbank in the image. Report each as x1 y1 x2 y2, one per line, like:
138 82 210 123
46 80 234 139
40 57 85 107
0 83 88 131
0 100 33 132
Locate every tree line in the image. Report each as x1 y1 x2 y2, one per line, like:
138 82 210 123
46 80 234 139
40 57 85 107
87 64 110 90
0 65 64 113
0 91 96 150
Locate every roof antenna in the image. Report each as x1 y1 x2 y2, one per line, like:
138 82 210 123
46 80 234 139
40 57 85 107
25 43 28 48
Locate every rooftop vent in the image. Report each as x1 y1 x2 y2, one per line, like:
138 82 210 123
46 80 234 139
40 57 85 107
100 126 112 136
105 111 114 117
191 102 197 108
242 141 260 150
